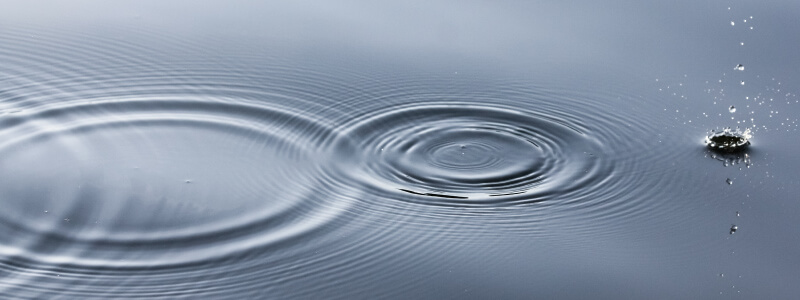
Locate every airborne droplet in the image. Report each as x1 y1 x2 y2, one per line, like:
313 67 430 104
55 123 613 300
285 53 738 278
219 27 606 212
734 64 744 71
726 178 733 185
729 106 736 113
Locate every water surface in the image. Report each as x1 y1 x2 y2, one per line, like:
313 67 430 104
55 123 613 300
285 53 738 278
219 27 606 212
1 0 799 299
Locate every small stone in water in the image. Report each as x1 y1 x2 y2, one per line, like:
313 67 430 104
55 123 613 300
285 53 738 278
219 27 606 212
729 105 736 113
730 225 738 234
734 64 744 71
726 178 733 185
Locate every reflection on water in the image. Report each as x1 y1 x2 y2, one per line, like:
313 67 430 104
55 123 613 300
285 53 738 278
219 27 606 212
1 0 799 298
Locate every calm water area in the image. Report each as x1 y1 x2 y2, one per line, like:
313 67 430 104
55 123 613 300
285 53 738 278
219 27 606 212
1 1 799 299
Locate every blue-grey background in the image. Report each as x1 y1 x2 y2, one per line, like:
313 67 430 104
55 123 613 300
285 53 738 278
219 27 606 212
1 0 798 299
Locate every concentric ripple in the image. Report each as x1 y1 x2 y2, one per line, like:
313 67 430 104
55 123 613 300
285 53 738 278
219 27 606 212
0 95 349 269
332 104 601 202
314 72 703 241
0 26 368 278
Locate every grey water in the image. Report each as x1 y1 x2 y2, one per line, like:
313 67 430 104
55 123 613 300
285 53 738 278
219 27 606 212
1 0 799 299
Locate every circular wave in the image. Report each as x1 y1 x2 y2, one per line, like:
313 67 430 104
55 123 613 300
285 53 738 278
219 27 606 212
0 95 350 269
0 23 377 271
0 25 393 298
316 75 697 239
331 104 601 203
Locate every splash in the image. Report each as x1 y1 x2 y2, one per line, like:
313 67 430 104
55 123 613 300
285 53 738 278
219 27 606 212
705 127 752 152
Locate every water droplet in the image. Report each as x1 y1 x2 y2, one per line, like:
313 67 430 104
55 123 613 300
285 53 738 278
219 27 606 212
736 211 740 217
185 180 192 184
729 106 736 113
734 64 744 71
726 178 733 185
44 210 49 214
740 81 745 85
731 21 735 26
730 225 738 234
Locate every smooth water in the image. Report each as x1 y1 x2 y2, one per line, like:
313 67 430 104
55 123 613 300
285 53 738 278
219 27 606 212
1 1 799 299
